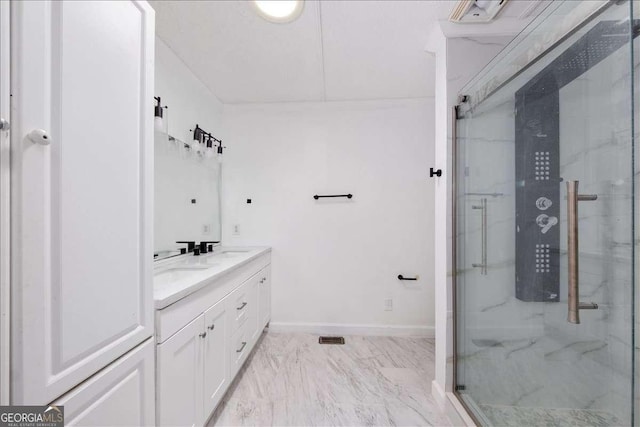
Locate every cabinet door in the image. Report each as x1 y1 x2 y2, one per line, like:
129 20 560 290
52 339 155 427
203 300 228 419
246 277 260 344
157 316 204 427
10 1 155 404
258 266 272 330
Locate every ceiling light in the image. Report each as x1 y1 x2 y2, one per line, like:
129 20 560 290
253 0 304 23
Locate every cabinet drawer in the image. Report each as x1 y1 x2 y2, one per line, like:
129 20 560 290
227 280 252 333
229 322 250 376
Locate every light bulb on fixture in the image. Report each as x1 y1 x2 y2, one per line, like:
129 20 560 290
206 137 215 159
191 126 201 154
154 97 164 132
217 142 224 164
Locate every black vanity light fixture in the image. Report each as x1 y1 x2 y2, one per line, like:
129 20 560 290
154 97 167 131
190 124 225 162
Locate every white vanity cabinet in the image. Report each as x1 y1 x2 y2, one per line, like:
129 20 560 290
10 0 155 410
155 250 271 426
157 302 229 427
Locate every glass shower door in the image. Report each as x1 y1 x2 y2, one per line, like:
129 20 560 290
455 1 636 425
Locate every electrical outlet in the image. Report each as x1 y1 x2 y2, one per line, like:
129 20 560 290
203 224 211 234
384 299 393 311
233 224 240 236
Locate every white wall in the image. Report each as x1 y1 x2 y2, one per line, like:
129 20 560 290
222 99 435 335
154 38 225 253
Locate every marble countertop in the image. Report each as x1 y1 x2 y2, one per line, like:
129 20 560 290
153 246 271 309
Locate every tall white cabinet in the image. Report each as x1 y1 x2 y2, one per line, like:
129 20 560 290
0 0 11 406
10 0 155 421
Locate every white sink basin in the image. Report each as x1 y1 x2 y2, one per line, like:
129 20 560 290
213 250 249 259
154 264 218 285
164 266 210 272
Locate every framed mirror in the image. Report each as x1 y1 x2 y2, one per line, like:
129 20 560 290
154 129 221 260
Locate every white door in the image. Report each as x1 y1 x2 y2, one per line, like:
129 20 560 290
203 300 228 418
52 339 155 427
10 0 155 404
258 266 271 329
157 316 204 427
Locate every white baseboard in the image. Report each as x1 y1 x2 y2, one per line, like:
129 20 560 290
268 322 434 337
431 379 447 408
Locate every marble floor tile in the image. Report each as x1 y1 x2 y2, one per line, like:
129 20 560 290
208 331 450 427
479 404 623 427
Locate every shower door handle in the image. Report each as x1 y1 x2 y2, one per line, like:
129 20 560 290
471 198 487 275
566 181 598 324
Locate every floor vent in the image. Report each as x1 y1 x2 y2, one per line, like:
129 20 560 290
319 336 345 345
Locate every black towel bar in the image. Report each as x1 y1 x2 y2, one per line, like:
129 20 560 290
313 194 353 200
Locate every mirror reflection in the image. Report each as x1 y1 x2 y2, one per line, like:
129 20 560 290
154 128 222 260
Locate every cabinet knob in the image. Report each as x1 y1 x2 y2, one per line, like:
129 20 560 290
199 332 207 338
27 129 51 145
208 324 215 330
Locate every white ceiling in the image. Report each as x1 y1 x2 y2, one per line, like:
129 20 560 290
150 0 542 104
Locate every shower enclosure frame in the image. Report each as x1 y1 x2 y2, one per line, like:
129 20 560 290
451 1 637 424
